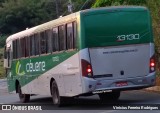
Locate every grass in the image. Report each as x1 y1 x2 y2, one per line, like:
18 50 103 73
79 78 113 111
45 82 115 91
0 48 5 79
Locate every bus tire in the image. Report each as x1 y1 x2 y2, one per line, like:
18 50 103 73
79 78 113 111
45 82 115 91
51 81 65 106
98 91 120 101
18 84 30 103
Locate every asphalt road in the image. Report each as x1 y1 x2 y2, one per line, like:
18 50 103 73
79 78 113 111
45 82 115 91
0 79 160 113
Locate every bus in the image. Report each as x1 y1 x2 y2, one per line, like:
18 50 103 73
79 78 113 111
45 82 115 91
4 6 156 106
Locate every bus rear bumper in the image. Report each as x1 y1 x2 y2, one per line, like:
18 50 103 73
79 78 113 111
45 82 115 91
82 72 156 94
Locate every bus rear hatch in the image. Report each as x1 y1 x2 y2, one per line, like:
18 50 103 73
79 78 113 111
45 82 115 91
83 7 152 79
89 44 150 79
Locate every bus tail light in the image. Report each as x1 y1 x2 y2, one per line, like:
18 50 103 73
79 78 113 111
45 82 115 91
150 55 155 73
81 59 93 77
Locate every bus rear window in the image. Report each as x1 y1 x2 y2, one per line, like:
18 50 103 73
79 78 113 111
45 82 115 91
84 11 152 48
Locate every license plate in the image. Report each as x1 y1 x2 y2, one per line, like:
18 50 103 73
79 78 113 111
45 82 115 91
116 81 128 87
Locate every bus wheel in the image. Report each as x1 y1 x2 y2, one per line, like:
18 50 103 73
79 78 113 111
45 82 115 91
98 91 120 101
18 84 30 103
51 81 64 106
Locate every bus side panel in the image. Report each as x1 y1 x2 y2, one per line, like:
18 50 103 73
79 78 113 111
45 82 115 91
61 53 82 96
79 48 97 94
21 53 83 97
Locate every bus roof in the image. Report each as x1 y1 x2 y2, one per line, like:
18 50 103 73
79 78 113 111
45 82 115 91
81 6 147 13
6 12 78 43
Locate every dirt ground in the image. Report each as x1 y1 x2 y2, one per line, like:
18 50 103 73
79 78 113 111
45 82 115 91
156 77 160 86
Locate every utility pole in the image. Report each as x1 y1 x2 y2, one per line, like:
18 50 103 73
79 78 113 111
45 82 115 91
55 0 59 18
68 0 73 13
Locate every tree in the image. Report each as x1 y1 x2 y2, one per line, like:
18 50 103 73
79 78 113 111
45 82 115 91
0 0 5 6
0 0 58 34
92 0 146 7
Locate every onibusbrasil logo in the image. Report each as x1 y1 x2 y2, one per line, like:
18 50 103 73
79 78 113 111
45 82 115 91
16 61 25 76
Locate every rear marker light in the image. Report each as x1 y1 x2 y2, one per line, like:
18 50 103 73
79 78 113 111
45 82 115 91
87 65 92 73
81 59 93 77
150 62 155 67
150 55 155 73
87 69 92 73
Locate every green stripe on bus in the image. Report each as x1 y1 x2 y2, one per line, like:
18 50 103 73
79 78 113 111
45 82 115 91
7 50 77 92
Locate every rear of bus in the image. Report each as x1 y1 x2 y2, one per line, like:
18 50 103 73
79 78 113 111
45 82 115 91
79 7 155 95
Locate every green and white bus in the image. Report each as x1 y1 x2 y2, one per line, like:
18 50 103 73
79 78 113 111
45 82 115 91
4 6 156 106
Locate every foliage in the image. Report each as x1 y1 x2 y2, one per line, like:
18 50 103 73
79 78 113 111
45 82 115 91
0 0 57 34
92 0 146 7
147 0 160 46
71 0 86 11
0 35 7 48
0 0 5 6
0 0 87 35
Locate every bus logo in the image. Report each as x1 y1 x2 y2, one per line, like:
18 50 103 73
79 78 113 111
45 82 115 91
16 61 25 76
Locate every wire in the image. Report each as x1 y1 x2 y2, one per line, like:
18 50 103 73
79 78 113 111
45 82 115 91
80 0 91 10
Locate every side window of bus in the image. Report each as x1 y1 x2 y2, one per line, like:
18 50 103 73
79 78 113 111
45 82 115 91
20 38 26 58
25 36 30 57
59 25 66 51
66 23 74 50
73 22 77 49
40 32 47 54
16 39 20 59
13 40 17 59
30 35 35 56
52 27 59 52
35 34 40 55
46 30 52 53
